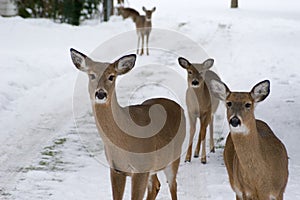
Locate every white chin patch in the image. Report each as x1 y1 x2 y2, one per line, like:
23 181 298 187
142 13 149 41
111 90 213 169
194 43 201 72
95 98 107 104
191 84 199 88
230 124 249 135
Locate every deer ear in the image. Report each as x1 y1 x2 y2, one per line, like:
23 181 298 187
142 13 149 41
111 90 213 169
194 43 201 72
115 54 137 75
210 80 230 101
203 58 214 70
251 80 270 103
70 48 90 72
142 6 146 12
178 57 191 69
152 7 156 12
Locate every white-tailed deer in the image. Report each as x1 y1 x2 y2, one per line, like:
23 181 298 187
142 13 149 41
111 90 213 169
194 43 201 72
178 57 220 163
119 6 156 55
210 79 288 200
70 48 186 200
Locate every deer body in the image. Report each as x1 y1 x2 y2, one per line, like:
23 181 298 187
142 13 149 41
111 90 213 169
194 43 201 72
178 57 220 163
211 80 288 200
120 7 156 55
71 48 185 200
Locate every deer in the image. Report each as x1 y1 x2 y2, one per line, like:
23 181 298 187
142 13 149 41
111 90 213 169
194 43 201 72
178 57 221 164
119 6 156 56
70 48 186 200
210 79 289 200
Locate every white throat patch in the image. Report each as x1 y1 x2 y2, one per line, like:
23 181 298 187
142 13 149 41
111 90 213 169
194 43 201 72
94 97 107 104
229 124 249 135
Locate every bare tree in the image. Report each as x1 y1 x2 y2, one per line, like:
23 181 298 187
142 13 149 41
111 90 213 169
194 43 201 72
231 0 238 8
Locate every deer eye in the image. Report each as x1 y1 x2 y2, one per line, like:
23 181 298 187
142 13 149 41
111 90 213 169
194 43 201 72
245 103 252 108
89 74 96 80
108 74 115 81
226 101 232 107
188 70 192 75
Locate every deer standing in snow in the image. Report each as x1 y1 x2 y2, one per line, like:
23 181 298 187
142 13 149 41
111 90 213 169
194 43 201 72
178 57 220 163
70 48 186 200
120 6 156 55
210 79 288 200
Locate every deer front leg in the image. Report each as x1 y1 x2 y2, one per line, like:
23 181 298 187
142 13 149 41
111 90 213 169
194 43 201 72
137 33 141 54
185 114 197 162
110 168 126 200
131 172 149 200
235 195 242 200
164 158 180 200
146 174 160 200
140 34 145 55
194 113 210 164
146 33 150 55
209 115 215 153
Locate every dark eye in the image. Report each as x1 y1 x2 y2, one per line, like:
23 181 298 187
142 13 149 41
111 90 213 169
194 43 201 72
226 102 232 107
245 103 252 108
188 70 192 75
89 74 96 80
108 75 115 81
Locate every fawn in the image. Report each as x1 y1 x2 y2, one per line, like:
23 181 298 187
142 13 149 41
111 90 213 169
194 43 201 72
211 79 289 200
70 48 186 200
178 57 220 163
120 6 156 55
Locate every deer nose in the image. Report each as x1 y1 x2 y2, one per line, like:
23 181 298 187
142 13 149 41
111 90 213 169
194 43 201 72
229 116 241 127
95 89 107 100
192 79 199 86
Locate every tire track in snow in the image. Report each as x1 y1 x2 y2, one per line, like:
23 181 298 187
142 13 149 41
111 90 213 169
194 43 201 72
0 72 76 197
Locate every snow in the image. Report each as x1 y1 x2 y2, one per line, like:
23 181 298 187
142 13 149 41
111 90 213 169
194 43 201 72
1 0 300 199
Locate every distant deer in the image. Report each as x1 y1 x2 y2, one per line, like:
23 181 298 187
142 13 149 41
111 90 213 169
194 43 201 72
119 6 156 55
117 0 124 5
210 79 288 200
70 48 186 200
178 57 220 163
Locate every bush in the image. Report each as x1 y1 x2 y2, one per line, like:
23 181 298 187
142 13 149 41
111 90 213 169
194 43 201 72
16 0 101 25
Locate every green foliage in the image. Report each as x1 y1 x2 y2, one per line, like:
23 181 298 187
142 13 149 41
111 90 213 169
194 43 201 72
16 0 101 25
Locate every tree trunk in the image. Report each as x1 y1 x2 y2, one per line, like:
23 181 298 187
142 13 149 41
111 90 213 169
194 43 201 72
103 0 114 21
231 0 238 8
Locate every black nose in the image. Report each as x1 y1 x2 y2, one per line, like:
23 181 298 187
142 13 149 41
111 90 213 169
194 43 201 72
192 79 199 86
95 90 107 100
229 116 241 127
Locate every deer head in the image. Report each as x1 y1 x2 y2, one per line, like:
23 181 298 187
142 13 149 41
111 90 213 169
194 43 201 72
210 79 270 134
178 57 214 88
142 6 156 21
70 48 137 104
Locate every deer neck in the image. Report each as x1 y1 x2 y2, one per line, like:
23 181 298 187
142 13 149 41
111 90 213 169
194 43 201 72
145 17 152 22
193 81 210 108
230 119 264 169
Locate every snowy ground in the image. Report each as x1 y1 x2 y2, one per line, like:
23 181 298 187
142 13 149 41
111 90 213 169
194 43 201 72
1 0 300 199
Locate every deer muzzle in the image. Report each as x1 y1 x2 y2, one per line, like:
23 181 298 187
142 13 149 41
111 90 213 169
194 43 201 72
229 116 241 127
95 89 107 101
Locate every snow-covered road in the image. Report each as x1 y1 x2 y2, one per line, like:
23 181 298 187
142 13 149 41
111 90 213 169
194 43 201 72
1 0 300 199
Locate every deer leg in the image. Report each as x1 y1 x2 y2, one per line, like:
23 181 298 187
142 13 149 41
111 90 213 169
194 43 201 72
146 174 160 200
131 172 149 200
277 193 284 200
164 158 180 200
146 33 150 55
209 115 215 153
110 168 126 200
276 193 283 200
235 195 242 200
185 114 197 162
137 33 140 54
194 113 210 163
140 34 145 55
